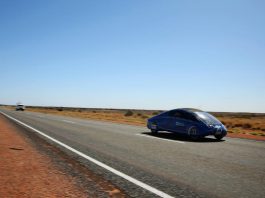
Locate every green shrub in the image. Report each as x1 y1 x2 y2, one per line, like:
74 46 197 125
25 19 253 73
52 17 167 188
57 107 63 111
124 110 133 116
234 123 243 128
242 123 252 129
141 115 149 119
152 111 159 115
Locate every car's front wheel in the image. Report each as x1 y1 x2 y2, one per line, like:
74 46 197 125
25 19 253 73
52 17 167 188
214 134 225 140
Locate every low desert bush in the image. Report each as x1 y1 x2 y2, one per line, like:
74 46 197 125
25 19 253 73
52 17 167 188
152 111 159 115
124 110 133 116
234 123 243 128
57 107 64 111
252 127 260 130
242 123 252 129
141 115 149 119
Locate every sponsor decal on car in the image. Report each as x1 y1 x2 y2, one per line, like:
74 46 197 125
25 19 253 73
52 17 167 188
175 122 185 126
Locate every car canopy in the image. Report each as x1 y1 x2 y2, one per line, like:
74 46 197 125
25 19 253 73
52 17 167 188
194 112 221 125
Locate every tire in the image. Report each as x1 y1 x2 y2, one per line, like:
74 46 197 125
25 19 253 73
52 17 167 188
188 126 199 140
151 129 158 135
150 122 158 135
214 134 224 140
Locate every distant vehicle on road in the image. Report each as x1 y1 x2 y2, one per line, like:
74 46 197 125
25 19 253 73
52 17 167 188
16 104 25 111
147 108 227 140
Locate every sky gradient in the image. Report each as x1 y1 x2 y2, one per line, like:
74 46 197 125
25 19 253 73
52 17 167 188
1 0 265 112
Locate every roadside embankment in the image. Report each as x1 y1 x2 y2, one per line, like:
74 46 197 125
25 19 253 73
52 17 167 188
0 114 126 197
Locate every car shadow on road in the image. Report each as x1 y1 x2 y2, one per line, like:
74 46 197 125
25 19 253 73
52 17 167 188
141 132 225 143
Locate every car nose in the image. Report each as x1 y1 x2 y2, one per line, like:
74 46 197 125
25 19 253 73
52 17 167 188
211 125 222 131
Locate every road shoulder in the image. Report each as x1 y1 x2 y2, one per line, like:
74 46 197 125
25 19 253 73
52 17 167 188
0 114 126 198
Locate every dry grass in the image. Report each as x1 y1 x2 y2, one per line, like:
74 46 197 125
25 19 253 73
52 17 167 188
216 116 265 136
24 107 153 126
3 106 265 137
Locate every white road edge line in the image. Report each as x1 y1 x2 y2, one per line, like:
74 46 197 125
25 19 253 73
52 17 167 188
136 134 185 144
0 111 174 198
62 119 76 124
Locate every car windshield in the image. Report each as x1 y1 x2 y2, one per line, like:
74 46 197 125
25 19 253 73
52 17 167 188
194 112 221 125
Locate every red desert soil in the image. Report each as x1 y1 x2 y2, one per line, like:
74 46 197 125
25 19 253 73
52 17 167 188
227 132 265 141
0 115 89 197
0 115 125 198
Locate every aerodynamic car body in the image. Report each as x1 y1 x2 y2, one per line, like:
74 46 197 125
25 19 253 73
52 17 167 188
147 108 227 140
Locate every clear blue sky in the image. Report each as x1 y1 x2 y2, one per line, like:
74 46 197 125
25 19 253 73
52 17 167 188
1 0 265 112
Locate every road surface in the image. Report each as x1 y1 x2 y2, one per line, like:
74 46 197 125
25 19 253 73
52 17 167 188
1 108 264 198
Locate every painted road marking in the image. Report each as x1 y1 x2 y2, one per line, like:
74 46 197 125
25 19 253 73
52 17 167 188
62 119 76 124
0 111 174 198
136 133 185 144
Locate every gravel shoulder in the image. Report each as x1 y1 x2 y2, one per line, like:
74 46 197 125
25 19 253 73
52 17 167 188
0 114 126 198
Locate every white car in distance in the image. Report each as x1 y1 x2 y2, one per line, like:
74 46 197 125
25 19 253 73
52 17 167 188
16 104 26 111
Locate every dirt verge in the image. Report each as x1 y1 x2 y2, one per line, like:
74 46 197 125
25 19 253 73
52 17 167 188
0 115 126 197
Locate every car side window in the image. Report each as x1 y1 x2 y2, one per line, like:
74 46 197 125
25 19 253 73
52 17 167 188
168 110 177 117
174 112 184 119
168 110 184 119
169 110 198 122
181 112 198 122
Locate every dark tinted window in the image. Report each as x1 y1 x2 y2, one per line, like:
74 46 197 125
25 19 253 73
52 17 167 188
168 110 180 117
182 112 198 122
168 110 197 122
168 110 185 118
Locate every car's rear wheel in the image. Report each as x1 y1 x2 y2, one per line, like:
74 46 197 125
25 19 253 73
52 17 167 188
188 126 199 140
214 134 224 140
151 129 158 134
150 122 158 135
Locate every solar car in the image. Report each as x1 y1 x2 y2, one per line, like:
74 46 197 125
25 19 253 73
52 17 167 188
147 108 227 140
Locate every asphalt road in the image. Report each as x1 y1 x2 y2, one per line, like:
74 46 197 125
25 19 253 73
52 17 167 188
1 108 264 198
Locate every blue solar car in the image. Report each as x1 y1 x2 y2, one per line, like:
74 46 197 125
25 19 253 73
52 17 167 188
147 108 227 140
